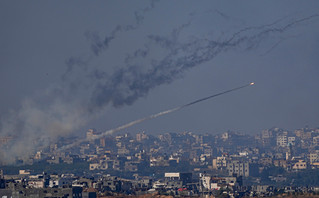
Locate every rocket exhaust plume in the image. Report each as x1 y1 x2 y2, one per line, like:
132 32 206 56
0 8 318 165
60 82 254 150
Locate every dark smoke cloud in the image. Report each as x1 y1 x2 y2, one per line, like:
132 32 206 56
0 9 318 164
85 0 159 56
88 14 319 110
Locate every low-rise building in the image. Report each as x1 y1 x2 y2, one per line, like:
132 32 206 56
292 159 307 170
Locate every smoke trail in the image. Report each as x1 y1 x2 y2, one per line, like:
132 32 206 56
85 0 159 56
88 14 319 111
62 0 159 79
0 10 318 165
60 82 254 150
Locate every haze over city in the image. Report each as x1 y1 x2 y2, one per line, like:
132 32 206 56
1 1 319 162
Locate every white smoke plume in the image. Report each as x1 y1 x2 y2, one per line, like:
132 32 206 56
0 7 318 165
60 82 254 151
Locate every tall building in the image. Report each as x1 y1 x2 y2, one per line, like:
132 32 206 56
277 135 288 147
227 160 250 177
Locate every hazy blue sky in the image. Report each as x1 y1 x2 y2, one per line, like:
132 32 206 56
1 0 319 145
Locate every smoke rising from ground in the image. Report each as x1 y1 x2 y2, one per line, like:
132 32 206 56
0 7 318 165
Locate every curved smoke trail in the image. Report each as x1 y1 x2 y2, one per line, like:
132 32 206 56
0 5 318 164
60 82 254 150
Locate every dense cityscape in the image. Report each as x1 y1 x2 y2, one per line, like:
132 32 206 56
1 126 319 197
1 0 319 197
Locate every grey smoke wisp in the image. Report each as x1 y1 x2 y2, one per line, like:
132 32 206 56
60 82 254 151
85 0 159 56
88 14 319 110
0 11 318 165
